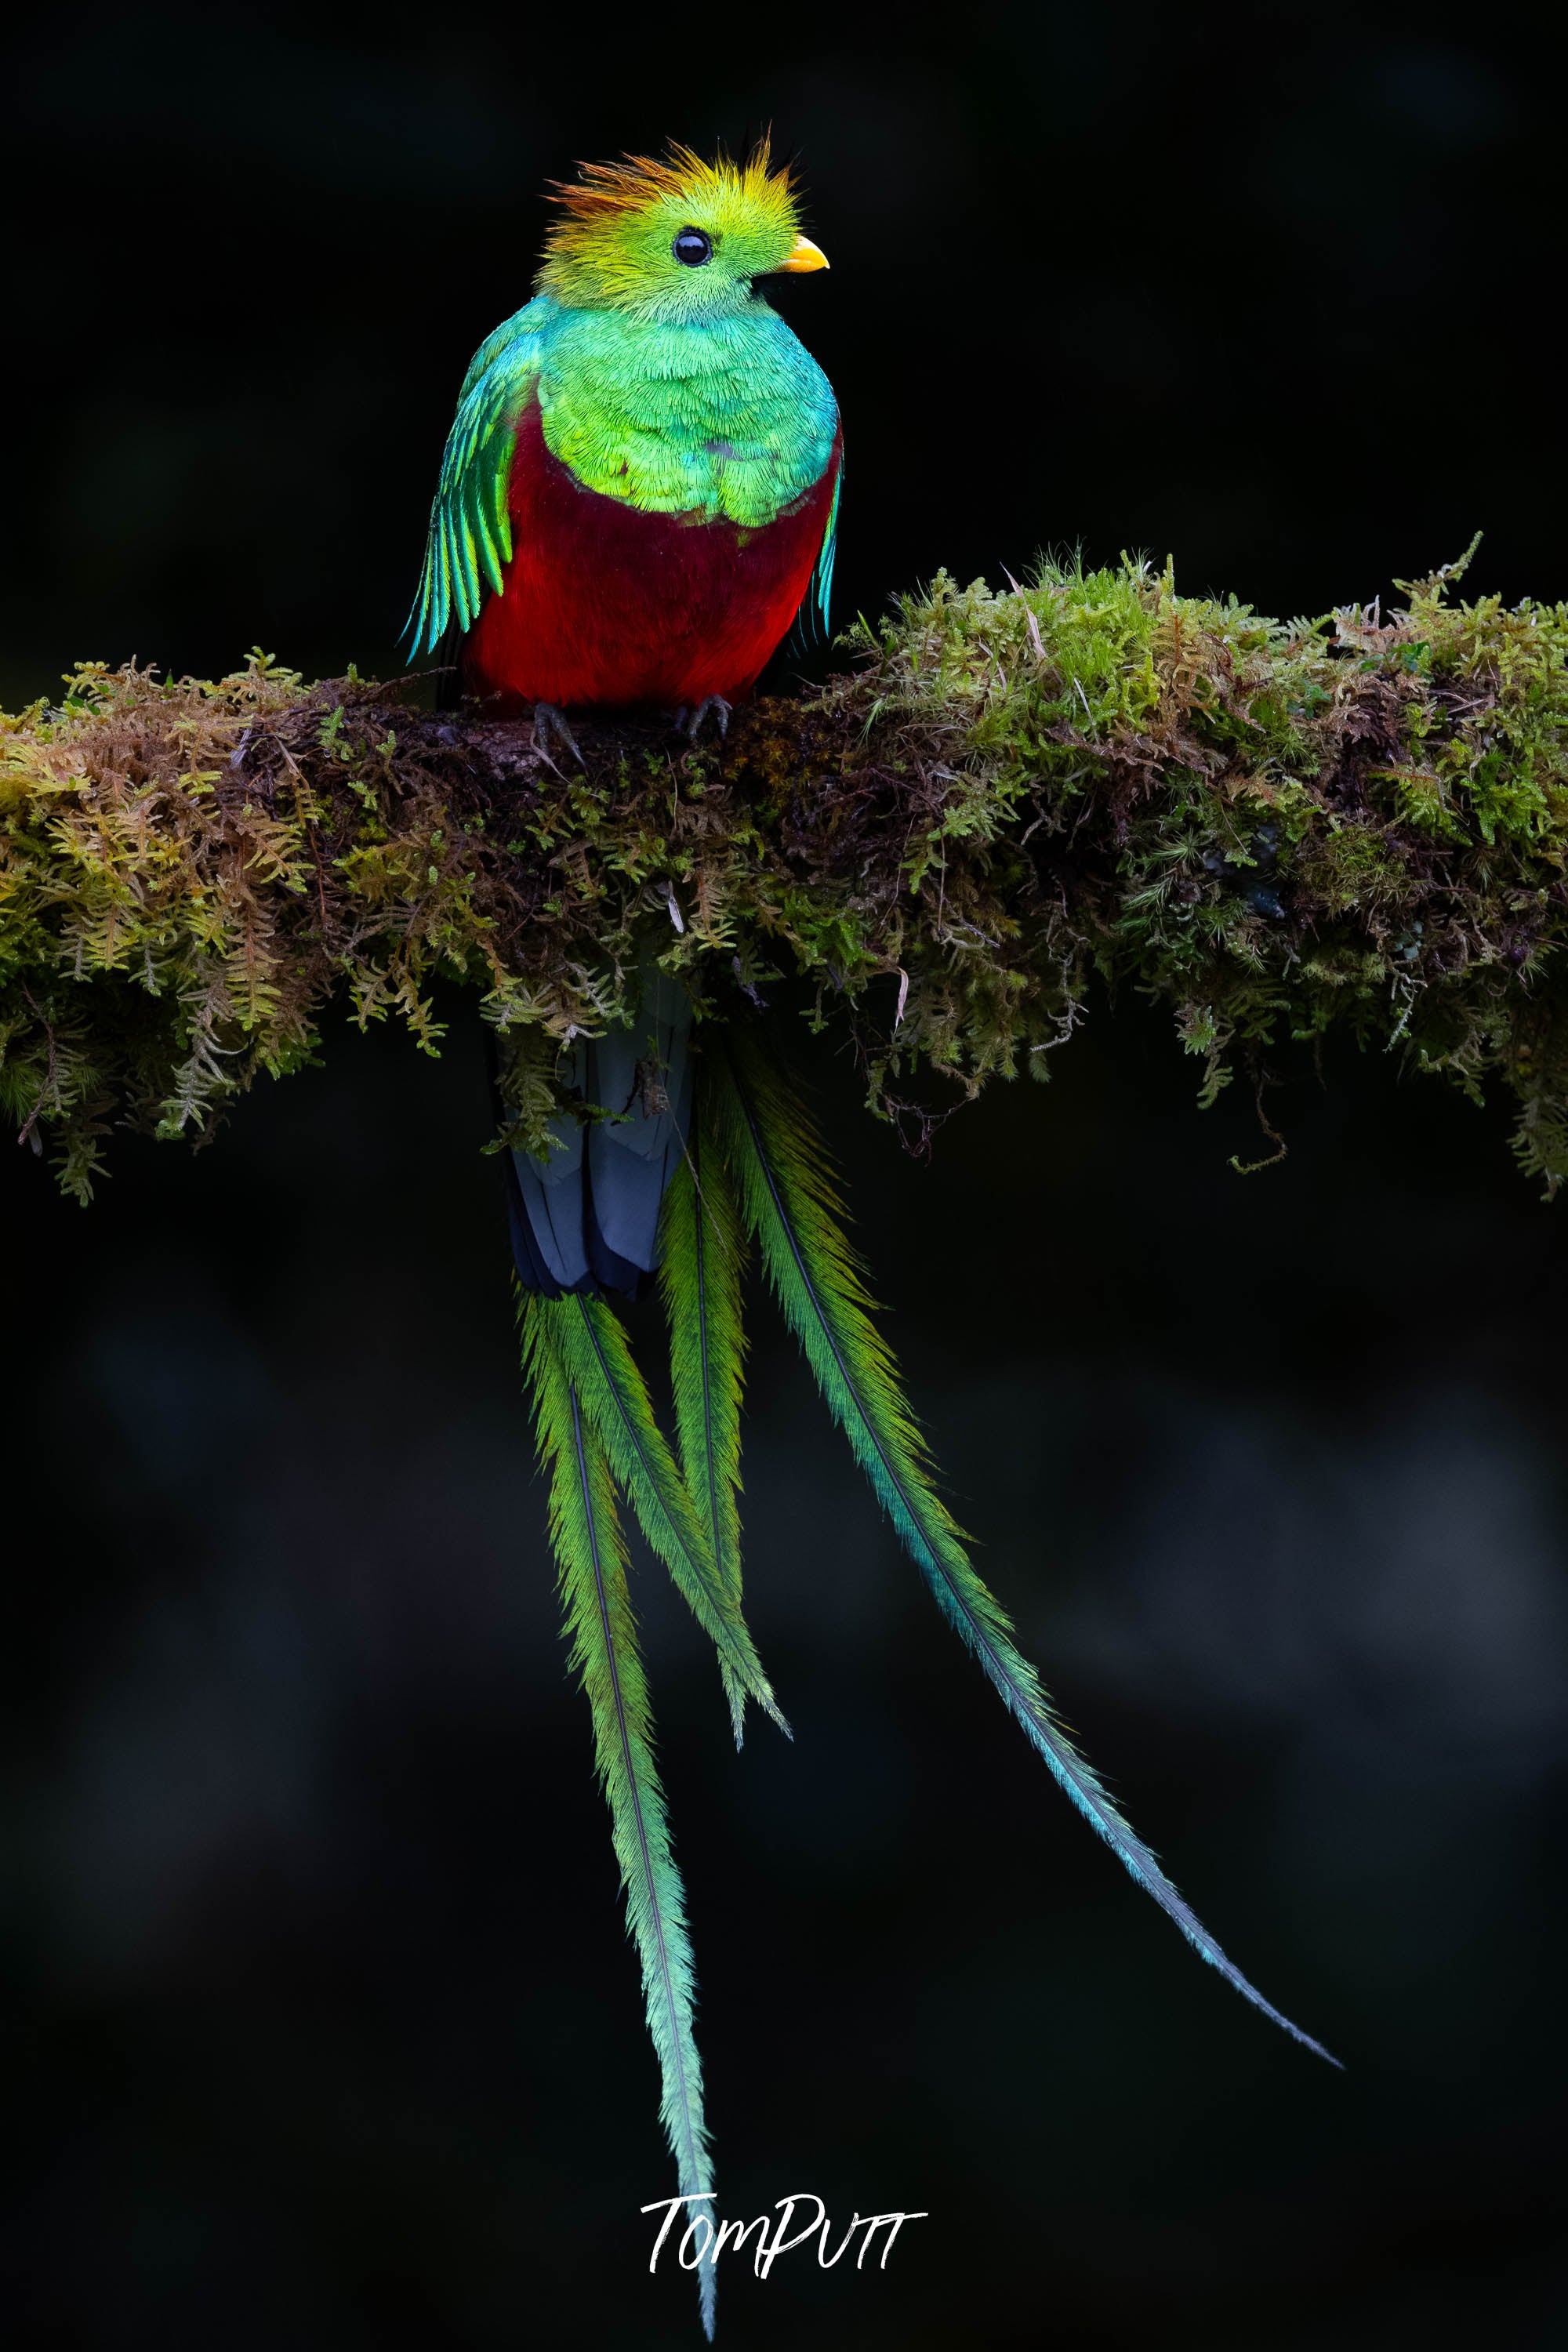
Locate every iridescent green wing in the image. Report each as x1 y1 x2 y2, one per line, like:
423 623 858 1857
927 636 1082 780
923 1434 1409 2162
810 454 841 637
788 448 842 653
404 302 549 657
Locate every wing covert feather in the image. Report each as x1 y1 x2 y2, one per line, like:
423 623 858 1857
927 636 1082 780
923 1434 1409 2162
405 304 546 655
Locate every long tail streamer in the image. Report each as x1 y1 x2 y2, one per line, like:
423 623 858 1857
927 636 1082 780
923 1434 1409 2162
518 1026 1331 2347
533 1289 788 1740
710 1029 1334 2063
521 1311 719 2338
659 1127 751 1746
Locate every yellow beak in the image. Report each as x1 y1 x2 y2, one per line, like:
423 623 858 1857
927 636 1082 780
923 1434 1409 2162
776 233 829 273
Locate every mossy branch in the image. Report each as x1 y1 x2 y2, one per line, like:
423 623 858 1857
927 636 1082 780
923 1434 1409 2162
7 539 1568 1201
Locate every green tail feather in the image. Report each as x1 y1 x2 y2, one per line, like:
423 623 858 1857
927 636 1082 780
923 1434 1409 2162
659 1127 751 1747
710 1030 1334 2064
520 1316 718 2339
530 1289 789 1742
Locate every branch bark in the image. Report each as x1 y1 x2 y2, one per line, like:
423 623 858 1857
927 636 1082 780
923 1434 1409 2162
4 546 1567 1198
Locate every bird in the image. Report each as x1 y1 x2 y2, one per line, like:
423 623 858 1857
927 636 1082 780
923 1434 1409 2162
408 146 1331 2344
406 139 841 757
408 141 841 1308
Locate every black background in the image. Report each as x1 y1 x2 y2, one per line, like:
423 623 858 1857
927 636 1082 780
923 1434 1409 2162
5 5 1567 2347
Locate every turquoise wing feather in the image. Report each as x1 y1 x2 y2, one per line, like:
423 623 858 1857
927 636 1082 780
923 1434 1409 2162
710 1030 1334 2063
528 1290 789 1741
658 1126 750 1746
810 455 841 638
787 449 841 653
404 302 547 656
521 1310 717 2339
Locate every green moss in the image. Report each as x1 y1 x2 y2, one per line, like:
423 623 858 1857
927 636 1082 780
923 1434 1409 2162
8 542 1568 1200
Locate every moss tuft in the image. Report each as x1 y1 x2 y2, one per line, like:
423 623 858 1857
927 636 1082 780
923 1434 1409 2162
7 544 1568 1197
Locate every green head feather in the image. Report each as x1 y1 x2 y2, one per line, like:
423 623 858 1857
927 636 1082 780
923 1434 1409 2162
536 139 822 324
405 138 840 653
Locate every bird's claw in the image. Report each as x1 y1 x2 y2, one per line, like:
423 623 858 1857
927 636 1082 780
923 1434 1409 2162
677 696 731 745
532 702 583 771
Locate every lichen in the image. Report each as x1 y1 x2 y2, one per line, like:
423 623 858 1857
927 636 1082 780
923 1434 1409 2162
6 538 1568 1200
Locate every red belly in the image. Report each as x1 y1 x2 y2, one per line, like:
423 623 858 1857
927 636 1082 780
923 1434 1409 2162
462 400 841 713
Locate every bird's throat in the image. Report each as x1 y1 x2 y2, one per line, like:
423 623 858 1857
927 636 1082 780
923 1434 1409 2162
535 302 838 530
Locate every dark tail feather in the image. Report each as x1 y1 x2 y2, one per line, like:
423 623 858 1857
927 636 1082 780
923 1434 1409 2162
502 954 694 1301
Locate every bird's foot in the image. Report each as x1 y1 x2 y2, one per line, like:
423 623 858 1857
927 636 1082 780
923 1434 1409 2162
532 702 583 771
675 695 731 745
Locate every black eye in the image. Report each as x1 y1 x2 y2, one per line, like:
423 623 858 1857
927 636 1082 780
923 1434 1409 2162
672 226 713 267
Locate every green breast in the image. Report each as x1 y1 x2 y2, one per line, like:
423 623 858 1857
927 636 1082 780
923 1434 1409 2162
535 298 838 531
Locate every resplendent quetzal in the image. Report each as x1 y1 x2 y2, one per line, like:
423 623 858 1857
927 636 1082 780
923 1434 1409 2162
408 143 1330 2340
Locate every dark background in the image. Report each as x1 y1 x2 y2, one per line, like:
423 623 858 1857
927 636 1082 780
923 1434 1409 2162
5 3 1567 2346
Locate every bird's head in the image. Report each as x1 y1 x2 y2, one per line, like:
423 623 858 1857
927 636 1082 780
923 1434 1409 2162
536 139 828 323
